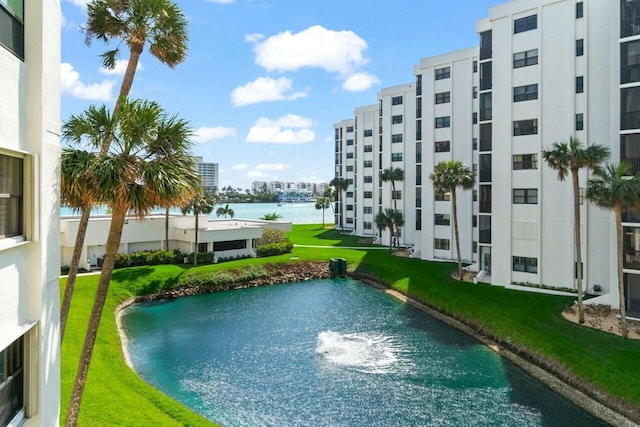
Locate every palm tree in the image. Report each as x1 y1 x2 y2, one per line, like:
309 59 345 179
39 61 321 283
587 162 640 338
85 0 188 118
542 137 610 323
216 203 235 218
63 99 200 426
380 167 404 247
375 208 403 253
59 149 99 343
181 192 216 266
315 196 332 228
430 161 476 281
330 177 349 229
260 212 283 221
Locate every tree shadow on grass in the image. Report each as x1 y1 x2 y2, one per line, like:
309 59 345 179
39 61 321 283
111 266 183 296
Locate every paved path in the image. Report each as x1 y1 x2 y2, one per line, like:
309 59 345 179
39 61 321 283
294 244 388 250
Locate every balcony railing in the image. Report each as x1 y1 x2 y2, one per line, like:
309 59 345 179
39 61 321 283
624 250 640 270
621 111 640 130
621 64 640 84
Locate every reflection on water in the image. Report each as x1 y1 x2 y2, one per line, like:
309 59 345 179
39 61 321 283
122 279 608 427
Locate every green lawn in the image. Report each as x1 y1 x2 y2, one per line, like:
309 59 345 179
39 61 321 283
61 224 640 425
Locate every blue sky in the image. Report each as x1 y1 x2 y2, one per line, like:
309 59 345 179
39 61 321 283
61 0 502 191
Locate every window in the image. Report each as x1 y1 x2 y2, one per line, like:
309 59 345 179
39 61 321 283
0 154 24 239
416 121 422 141
391 153 403 162
416 74 422 96
364 145 373 153
346 218 354 224
621 40 640 84
480 123 492 151
213 240 246 251
346 204 354 211
473 112 478 124
473 138 478 150
416 98 422 119
480 62 492 91
479 214 491 243
479 93 492 121
621 86 640 130
392 190 402 200
473 189 478 201
513 154 538 170
392 134 403 143
364 222 372 230
435 190 451 201
513 256 538 273
435 91 451 104
473 241 478 254
416 164 422 185
435 213 450 226
473 60 478 73
363 160 373 168
392 115 403 125
435 67 451 80
346 191 354 198
364 175 373 183
576 113 584 131
347 179 354 185
435 238 450 250
346 126 354 132
480 30 492 60
473 215 478 228
346 165 354 172
622 0 640 37
364 129 373 137
473 86 478 99
0 0 24 59
346 139 354 146
576 39 584 56
416 141 422 163
363 206 373 214
435 116 451 128
576 2 583 18
416 209 422 231
435 140 450 153
392 96 403 105
576 76 584 93
363 191 373 199
513 188 538 204
513 84 538 102
0 335 24 426
346 152 354 159
479 154 491 182
513 119 538 136
513 49 538 68
416 191 422 208
514 14 537 34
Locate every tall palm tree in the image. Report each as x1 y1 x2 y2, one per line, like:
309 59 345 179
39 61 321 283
315 196 332 229
380 167 404 247
59 149 99 342
375 208 403 253
587 162 640 338
181 192 216 266
542 137 610 324
430 161 476 281
64 99 200 426
330 177 349 229
216 203 235 218
85 0 188 118
62 0 190 341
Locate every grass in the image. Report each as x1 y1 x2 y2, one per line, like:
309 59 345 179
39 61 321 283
61 224 640 425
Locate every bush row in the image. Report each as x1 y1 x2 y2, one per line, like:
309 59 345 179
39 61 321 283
177 265 270 289
256 239 293 257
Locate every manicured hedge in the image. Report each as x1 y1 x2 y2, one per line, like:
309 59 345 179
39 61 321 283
257 239 293 257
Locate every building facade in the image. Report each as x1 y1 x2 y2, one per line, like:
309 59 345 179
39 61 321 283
0 1 61 425
334 0 639 313
195 156 219 195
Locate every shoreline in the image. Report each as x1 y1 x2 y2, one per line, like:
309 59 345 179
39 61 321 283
115 265 639 426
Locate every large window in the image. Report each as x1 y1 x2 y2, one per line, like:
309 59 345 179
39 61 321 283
576 76 584 93
513 49 538 68
576 113 584 131
621 86 640 130
435 91 450 104
480 123 492 151
391 134 403 143
363 191 373 199
435 190 451 201
622 40 640 84
434 238 450 250
0 336 24 427
479 93 492 121
391 96 403 105
513 154 538 170
513 188 538 204
435 67 451 80
0 154 24 239
576 2 583 18
363 160 372 168
392 115 403 124
364 145 373 153
346 126 354 132
513 84 538 102
621 133 640 173
391 153 403 162
364 176 373 183
513 256 538 273
513 119 538 136
479 30 492 60
480 62 492 91
435 140 450 153
213 240 246 251
621 0 640 38
435 116 451 128
514 14 537 33
364 129 373 137
479 154 492 182
0 0 24 59
435 214 450 226
576 39 584 56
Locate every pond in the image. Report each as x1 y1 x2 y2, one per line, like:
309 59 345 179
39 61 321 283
122 278 607 426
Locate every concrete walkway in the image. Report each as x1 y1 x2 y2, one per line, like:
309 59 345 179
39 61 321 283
294 244 388 250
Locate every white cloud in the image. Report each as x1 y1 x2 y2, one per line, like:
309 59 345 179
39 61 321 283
192 126 237 143
256 163 288 171
60 63 115 101
246 114 315 144
232 164 248 171
247 171 264 178
231 76 307 107
245 33 264 43
254 25 368 76
342 72 380 92
100 59 143 76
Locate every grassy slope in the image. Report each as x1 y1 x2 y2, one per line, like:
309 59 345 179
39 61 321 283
61 224 640 425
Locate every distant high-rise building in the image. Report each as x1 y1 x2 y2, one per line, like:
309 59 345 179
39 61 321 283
195 156 219 195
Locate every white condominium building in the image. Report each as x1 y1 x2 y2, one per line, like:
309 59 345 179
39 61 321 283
195 156 219 195
334 0 640 314
0 1 61 425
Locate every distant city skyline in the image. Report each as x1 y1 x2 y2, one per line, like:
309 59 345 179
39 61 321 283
60 0 502 190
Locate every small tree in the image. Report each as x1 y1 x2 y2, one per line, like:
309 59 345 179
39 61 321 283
315 196 332 228
260 212 282 221
330 177 349 229
587 162 640 338
430 161 476 280
181 192 216 266
380 167 404 247
375 209 402 253
216 203 235 218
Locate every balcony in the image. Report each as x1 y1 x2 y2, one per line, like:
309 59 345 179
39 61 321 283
622 64 640 84
621 111 640 130
624 250 640 270
621 17 640 38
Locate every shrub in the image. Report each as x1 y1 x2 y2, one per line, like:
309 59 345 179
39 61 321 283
257 228 287 246
114 253 130 268
148 250 177 265
185 251 216 264
130 251 151 266
257 239 293 257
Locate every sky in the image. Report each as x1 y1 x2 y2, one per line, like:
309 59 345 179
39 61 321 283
60 0 503 191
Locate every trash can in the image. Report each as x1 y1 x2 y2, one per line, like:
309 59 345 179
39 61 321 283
330 258 347 277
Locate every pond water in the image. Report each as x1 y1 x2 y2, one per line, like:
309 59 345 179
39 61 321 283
122 278 608 427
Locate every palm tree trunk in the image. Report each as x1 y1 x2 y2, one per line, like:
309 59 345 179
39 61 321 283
452 188 462 280
391 180 398 248
388 227 393 253
60 206 91 343
64 205 127 426
322 208 325 229
615 204 628 338
165 207 169 251
339 191 344 230
572 169 585 324
194 213 199 266
113 43 144 119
